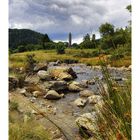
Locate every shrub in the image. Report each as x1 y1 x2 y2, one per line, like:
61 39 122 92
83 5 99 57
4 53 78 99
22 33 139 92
25 54 37 74
56 42 65 54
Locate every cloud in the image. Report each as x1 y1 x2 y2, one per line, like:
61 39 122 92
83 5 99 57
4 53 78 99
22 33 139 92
9 0 131 42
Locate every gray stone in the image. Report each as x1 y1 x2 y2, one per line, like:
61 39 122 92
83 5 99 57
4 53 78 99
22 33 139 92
32 91 44 97
76 112 97 136
74 98 87 107
44 90 62 100
68 81 84 92
49 81 68 91
79 90 95 97
19 88 27 94
88 95 102 104
33 63 48 72
113 77 122 81
37 70 51 80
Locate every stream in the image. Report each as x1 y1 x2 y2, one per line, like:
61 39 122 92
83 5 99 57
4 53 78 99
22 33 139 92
29 64 130 140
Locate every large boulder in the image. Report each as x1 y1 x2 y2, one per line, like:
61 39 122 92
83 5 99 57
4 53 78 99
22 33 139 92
33 63 48 72
9 77 19 90
44 90 62 100
68 81 84 92
76 112 97 137
74 98 87 107
48 66 77 81
49 81 68 91
79 90 95 97
37 70 51 80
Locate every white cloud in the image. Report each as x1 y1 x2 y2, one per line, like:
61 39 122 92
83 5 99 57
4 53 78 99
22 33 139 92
9 0 131 43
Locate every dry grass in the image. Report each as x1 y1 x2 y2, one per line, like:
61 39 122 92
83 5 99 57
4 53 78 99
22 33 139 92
9 49 131 69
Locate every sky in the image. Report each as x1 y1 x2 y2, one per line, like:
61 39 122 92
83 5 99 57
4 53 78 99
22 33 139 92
9 0 131 44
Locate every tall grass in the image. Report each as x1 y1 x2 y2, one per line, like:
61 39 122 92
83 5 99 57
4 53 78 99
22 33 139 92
94 60 131 140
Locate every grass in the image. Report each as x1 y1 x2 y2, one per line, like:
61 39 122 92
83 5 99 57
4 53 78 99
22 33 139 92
9 48 131 70
9 120 51 140
93 61 131 140
9 99 51 140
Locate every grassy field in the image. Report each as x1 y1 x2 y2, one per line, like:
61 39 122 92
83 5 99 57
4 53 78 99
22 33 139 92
9 48 131 70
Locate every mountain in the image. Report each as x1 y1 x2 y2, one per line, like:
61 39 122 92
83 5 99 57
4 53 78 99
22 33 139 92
9 29 45 50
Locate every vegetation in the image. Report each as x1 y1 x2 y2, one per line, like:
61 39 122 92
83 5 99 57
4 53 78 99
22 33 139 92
9 111 51 140
94 62 131 140
25 54 37 74
9 29 44 50
56 42 66 54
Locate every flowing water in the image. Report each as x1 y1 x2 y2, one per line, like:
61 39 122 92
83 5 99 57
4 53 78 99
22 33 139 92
33 64 130 140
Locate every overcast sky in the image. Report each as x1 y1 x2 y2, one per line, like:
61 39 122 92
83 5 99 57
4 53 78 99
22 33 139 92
9 0 131 43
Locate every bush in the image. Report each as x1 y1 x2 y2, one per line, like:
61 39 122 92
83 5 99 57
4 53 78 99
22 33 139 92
80 41 95 49
25 54 37 74
56 42 65 54
43 42 56 50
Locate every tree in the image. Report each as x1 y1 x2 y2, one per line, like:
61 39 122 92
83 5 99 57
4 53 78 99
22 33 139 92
42 34 51 49
91 34 96 42
99 23 114 37
126 5 131 13
72 43 79 48
83 33 90 42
